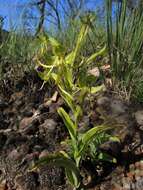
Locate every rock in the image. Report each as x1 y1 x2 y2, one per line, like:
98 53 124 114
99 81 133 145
19 115 40 134
78 116 90 133
97 96 110 106
88 67 100 77
19 117 33 130
20 123 39 135
8 149 23 161
41 119 57 134
24 152 39 161
110 99 127 115
135 110 143 126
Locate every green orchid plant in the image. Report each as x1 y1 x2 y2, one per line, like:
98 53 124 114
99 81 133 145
31 72 112 189
32 105 113 189
32 15 112 189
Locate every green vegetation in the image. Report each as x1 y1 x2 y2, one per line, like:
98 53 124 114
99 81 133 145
1 0 143 189
32 107 113 189
30 14 120 190
106 0 143 101
0 30 34 80
1 1 143 101
34 17 106 109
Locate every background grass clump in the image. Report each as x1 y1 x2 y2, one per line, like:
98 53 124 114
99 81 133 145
0 30 34 80
106 0 143 101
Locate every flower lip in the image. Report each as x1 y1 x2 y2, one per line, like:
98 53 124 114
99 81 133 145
36 65 45 72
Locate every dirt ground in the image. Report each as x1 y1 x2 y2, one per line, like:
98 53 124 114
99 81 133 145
0 71 143 190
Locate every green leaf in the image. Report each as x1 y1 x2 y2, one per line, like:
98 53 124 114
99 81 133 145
36 58 54 69
65 24 89 65
61 64 74 89
58 85 74 111
90 84 106 94
75 87 88 104
82 125 112 144
49 36 65 57
65 169 80 188
74 105 82 124
65 51 75 65
86 46 107 65
79 125 113 156
109 136 120 142
58 107 77 141
59 150 69 158
51 73 58 82
31 153 81 188
74 24 89 57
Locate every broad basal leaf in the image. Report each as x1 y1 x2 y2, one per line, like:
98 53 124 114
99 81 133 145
31 153 81 187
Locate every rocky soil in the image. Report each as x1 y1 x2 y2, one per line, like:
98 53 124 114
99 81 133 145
0 71 143 190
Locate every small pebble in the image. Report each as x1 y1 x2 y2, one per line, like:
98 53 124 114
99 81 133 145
8 149 22 161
